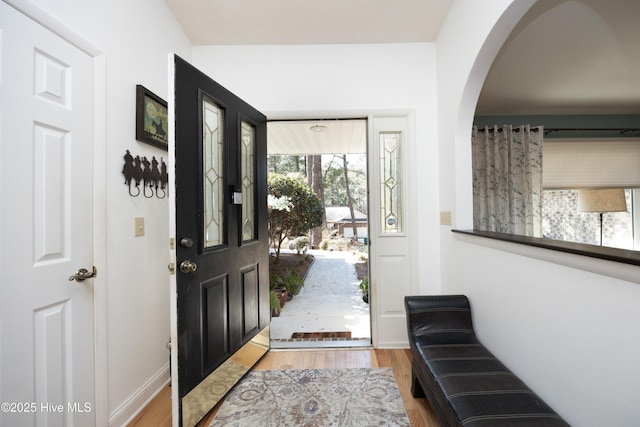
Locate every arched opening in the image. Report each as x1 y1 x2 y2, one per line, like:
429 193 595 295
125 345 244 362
451 0 537 229
457 0 640 256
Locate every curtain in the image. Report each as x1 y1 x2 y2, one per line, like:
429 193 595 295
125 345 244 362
472 125 543 237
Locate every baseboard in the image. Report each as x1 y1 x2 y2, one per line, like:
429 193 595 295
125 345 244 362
374 340 410 349
109 363 170 426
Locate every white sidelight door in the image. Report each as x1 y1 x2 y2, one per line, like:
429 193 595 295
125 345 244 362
0 3 96 426
368 115 417 348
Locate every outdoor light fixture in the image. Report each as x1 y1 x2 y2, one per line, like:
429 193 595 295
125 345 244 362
577 188 627 246
310 124 326 132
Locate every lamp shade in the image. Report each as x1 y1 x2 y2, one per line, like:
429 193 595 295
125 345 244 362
577 188 627 213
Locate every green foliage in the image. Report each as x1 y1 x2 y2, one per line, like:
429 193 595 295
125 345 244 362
288 236 310 255
270 291 281 315
268 174 324 258
359 277 369 296
271 270 304 296
266 154 368 219
267 155 306 175
322 154 368 214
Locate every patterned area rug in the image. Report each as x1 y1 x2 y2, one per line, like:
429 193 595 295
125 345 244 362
209 368 410 426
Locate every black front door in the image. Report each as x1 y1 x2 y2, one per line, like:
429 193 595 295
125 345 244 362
172 55 269 426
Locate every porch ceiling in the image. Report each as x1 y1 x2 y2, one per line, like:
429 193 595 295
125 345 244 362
267 120 367 155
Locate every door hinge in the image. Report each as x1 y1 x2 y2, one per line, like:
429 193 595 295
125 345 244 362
169 237 175 250
168 263 175 275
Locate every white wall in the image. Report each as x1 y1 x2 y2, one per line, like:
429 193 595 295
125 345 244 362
437 1 640 426
20 0 191 424
98 3 190 424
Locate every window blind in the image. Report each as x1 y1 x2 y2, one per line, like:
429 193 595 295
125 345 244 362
543 139 640 189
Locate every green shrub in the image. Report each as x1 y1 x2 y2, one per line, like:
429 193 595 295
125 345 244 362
270 291 281 316
271 270 304 296
288 236 310 254
268 174 324 259
359 277 368 296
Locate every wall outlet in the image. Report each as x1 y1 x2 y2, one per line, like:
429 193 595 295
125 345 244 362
134 217 145 237
440 211 452 225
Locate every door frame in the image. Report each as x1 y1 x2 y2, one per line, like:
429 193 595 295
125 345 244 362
2 1 109 425
266 116 372 348
266 109 417 349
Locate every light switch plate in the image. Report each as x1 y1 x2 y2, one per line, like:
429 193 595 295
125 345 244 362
134 217 145 237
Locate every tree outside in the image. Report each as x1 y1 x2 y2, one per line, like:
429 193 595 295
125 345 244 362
267 174 324 259
321 154 367 215
268 154 367 214
267 154 368 253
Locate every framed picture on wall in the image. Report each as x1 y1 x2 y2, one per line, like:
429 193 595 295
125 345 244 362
136 85 168 150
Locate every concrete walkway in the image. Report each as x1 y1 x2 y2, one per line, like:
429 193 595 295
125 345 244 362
270 249 371 348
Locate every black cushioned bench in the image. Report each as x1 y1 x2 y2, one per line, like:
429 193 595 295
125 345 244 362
405 295 569 427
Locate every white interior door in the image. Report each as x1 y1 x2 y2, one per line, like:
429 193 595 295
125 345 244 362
0 3 95 426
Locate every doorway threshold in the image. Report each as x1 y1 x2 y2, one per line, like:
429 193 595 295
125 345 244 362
270 337 371 349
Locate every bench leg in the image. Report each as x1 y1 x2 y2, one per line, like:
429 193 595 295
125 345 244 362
410 366 426 398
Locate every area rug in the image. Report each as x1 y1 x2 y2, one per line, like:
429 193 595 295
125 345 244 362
209 368 410 426
291 331 352 339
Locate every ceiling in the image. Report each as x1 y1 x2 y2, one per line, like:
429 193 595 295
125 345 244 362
166 0 640 153
477 0 640 115
165 0 453 45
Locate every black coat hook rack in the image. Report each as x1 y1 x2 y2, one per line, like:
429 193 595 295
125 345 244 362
123 150 168 199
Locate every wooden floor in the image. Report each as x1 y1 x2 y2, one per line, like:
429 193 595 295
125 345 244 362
128 348 440 427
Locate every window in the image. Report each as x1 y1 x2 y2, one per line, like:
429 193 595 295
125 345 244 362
379 131 402 233
542 138 640 250
470 133 640 252
542 189 635 249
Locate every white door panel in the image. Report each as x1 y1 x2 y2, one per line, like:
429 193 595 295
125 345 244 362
369 116 414 348
0 3 95 426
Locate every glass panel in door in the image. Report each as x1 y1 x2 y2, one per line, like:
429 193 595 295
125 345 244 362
203 98 225 248
380 131 402 233
241 120 255 242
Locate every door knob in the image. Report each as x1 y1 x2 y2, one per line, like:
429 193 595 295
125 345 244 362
69 266 97 282
180 260 198 273
180 237 194 248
